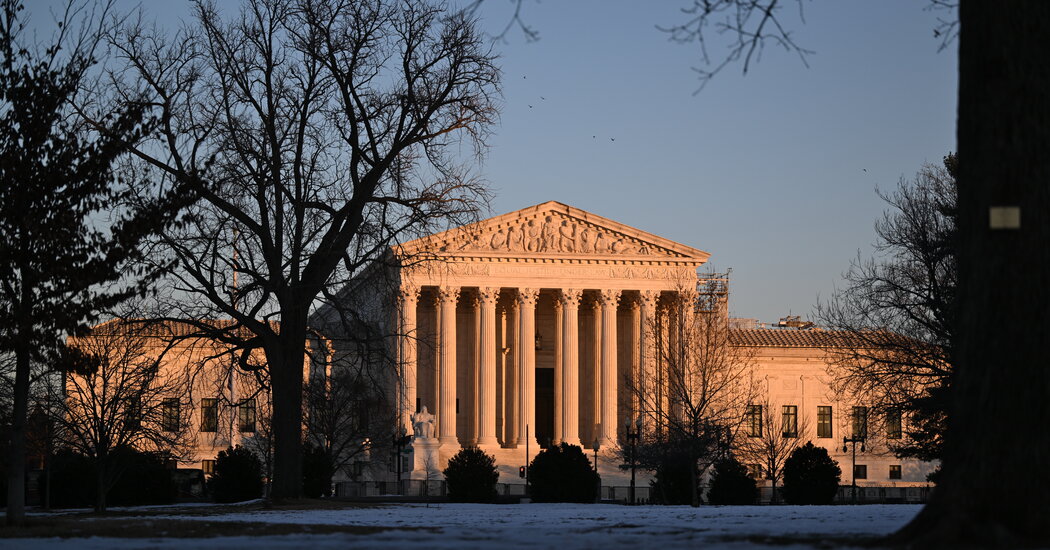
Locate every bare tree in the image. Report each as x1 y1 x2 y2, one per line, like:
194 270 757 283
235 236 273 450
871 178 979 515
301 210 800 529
55 320 192 512
818 155 956 462
630 278 757 507
735 394 809 504
80 0 499 499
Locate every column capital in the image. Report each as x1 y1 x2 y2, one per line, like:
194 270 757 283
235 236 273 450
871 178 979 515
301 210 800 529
437 285 461 305
599 289 622 307
516 287 540 307
398 284 421 304
638 289 659 309
558 288 583 307
478 286 500 305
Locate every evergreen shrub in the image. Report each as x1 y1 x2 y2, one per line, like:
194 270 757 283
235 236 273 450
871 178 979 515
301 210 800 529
443 446 499 502
782 442 842 504
707 456 758 505
208 445 264 503
528 443 599 503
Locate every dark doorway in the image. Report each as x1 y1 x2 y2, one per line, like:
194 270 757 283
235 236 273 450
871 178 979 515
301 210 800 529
535 368 554 448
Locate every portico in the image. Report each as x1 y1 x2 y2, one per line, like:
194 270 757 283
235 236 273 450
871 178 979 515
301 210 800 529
392 202 710 460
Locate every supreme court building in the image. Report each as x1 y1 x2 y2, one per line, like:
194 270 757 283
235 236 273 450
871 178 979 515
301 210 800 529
348 201 936 489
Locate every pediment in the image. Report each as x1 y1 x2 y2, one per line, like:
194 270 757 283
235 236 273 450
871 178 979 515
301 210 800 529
398 201 709 261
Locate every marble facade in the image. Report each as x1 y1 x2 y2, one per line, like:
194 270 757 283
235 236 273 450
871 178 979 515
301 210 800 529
387 202 710 471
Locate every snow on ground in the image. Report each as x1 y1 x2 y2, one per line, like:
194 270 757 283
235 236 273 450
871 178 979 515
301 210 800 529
5 503 922 549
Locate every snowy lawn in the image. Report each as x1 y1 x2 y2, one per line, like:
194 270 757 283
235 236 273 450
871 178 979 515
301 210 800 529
2 502 922 549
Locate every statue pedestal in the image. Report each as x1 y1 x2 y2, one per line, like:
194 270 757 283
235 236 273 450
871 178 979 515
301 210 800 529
408 437 441 480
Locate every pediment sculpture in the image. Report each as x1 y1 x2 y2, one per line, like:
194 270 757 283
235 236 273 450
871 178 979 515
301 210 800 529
442 212 672 256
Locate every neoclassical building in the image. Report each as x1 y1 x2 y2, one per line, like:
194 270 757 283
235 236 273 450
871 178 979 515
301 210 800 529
390 201 710 457
355 201 936 491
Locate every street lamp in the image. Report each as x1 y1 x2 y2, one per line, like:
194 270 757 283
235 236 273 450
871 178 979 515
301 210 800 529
843 435 866 504
624 416 642 505
393 429 412 496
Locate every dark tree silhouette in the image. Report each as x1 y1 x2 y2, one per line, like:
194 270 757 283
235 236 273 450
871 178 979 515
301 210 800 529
892 3 1050 546
0 0 189 524
707 456 757 505
781 442 841 505
55 320 192 512
443 446 498 503
528 443 598 503
83 0 500 500
818 155 957 462
667 2 1050 543
208 445 264 503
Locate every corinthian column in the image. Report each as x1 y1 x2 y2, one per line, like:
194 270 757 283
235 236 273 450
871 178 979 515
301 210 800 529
516 288 539 447
599 289 621 447
397 284 420 436
638 290 659 433
553 297 563 444
476 287 500 447
559 289 583 447
437 286 460 446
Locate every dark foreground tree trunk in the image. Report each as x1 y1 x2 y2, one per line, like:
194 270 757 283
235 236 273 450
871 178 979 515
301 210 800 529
269 310 309 500
5 346 30 525
892 2 1050 547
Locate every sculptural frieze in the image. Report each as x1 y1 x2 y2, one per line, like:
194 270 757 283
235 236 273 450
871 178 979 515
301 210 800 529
434 212 672 256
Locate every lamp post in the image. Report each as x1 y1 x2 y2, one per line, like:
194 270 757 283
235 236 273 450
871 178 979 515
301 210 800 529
624 416 642 505
843 435 866 504
393 429 412 496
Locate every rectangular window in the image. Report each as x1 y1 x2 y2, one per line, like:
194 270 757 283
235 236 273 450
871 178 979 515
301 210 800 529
851 406 868 439
889 465 902 480
202 459 215 475
782 405 798 437
746 405 763 437
126 395 141 431
161 398 179 432
201 398 218 432
747 464 764 480
854 464 867 480
817 406 833 438
238 399 256 433
886 409 902 439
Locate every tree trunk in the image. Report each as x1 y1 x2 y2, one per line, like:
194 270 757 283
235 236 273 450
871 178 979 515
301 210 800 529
690 459 699 507
4 345 30 525
269 312 308 500
95 466 107 513
892 2 1050 546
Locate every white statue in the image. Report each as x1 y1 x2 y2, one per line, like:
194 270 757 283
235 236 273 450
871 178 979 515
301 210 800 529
411 406 436 440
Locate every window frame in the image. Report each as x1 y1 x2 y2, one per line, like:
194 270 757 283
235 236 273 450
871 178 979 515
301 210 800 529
817 406 833 438
201 398 219 433
851 406 869 439
238 399 256 433
889 464 902 480
746 404 763 437
853 464 868 480
886 408 903 439
782 405 798 438
161 398 180 433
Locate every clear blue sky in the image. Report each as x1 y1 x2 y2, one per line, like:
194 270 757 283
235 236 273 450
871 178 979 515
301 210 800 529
28 0 958 324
